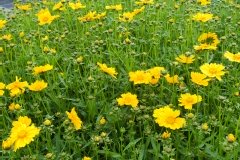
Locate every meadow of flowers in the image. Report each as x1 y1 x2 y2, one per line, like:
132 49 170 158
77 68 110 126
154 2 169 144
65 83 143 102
0 0 240 159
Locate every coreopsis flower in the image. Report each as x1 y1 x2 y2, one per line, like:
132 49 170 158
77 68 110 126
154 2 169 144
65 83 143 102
16 4 32 11
194 32 220 51
28 80 48 91
119 12 135 22
36 9 60 25
53 2 65 11
78 11 106 22
161 131 171 139
175 54 195 64
116 92 139 108
8 103 21 111
227 134 236 142
6 77 29 97
1 34 12 41
33 64 53 75
224 51 240 63
129 70 151 85
0 19 7 29
153 105 186 130
2 116 40 151
83 156 91 160
69 2 86 10
132 6 145 15
178 93 202 110
200 63 226 81
165 74 179 84
147 67 165 84
105 4 123 11
135 0 154 5
191 72 211 86
66 107 83 130
0 82 5 96
192 13 213 22
97 62 118 78
119 7 144 22
197 0 211 5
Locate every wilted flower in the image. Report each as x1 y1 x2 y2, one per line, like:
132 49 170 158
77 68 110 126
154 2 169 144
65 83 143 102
97 62 118 78
69 2 86 10
165 74 179 84
227 134 236 142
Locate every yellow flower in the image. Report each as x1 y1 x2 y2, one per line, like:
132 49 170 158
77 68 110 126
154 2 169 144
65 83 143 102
192 13 213 22
129 70 151 85
227 134 236 142
224 51 240 63
153 105 186 130
69 2 86 10
194 32 220 51
0 82 5 96
197 0 211 5
66 107 83 130
6 77 29 97
165 74 179 84
161 131 171 139
119 12 135 22
116 92 139 108
0 19 7 29
36 9 60 25
33 64 53 75
178 93 202 110
105 4 123 11
132 6 145 15
135 0 154 5
78 11 106 22
3 116 40 152
9 103 21 111
1 34 12 41
175 54 195 64
147 67 165 84
2 138 14 150
28 80 48 92
191 72 211 86
200 63 226 81
53 2 65 11
97 62 118 78
16 4 32 11
83 156 91 160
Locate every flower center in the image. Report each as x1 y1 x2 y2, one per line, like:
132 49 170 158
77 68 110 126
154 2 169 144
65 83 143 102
209 68 217 74
18 130 27 138
166 116 176 124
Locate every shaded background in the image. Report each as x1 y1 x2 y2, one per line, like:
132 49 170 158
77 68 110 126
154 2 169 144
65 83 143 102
0 0 13 9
